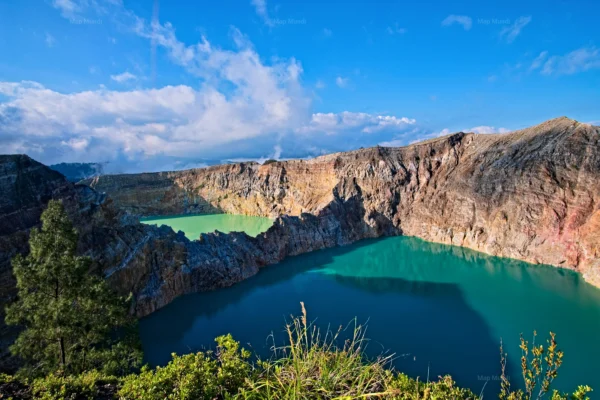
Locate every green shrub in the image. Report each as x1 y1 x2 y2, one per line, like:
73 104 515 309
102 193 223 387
32 370 116 400
0 373 15 384
385 373 478 399
118 334 251 399
0 305 593 400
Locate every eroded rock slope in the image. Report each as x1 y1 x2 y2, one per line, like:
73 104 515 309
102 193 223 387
85 117 600 287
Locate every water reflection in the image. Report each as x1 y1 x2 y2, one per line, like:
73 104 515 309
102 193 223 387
140 236 600 396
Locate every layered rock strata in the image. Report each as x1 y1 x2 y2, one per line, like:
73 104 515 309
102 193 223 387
85 117 600 287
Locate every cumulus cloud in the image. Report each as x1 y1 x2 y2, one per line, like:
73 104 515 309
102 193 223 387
110 72 137 82
3 0 436 172
0 18 314 169
441 15 472 31
0 80 429 171
499 16 531 43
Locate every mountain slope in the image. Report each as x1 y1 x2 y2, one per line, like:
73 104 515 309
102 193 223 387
84 117 600 286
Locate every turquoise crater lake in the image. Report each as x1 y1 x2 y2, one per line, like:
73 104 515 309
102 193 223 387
139 214 600 396
140 213 274 239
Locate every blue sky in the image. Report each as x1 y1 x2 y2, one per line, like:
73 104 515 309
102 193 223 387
0 0 599 172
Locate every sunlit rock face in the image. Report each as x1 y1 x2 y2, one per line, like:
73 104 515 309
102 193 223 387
85 117 600 287
0 117 599 371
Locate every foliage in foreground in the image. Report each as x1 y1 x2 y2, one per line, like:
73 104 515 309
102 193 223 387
235 303 474 399
5 200 142 378
1 304 593 400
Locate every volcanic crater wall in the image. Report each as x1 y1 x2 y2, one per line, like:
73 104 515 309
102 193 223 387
85 117 600 289
1 117 599 371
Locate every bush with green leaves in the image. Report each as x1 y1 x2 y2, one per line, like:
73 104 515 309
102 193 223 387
118 334 252 399
0 322 594 400
386 373 478 399
31 370 117 400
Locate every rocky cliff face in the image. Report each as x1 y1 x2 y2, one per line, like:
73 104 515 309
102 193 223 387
85 117 600 287
1 117 599 370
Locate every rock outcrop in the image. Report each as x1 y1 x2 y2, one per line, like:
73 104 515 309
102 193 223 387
85 117 600 287
1 117 599 371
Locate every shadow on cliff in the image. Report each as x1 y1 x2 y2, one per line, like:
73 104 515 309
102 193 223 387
139 237 510 396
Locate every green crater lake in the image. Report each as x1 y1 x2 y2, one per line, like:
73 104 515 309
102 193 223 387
140 213 274 239
139 214 600 396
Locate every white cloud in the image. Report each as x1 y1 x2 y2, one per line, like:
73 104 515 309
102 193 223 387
51 0 113 20
0 73 306 166
61 137 90 151
111 72 137 83
45 33 56 47
468 126 511 134
378 139 405 147
222 145 285 165
298 112 416 135
51 0 80 18
8 0 439 171
0 80 430 171
540 47 600 76
436 128 452 137
251 0 273 26
315 80 325 89
499 16 531 43
441 15 472 31
529 51 548 71
335 76 348 88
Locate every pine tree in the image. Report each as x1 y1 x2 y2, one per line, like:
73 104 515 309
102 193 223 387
5 200 142 377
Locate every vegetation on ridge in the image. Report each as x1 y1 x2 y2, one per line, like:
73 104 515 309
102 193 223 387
0 201 593 399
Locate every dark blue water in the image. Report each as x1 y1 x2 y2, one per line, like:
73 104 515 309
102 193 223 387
140 236 600 396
